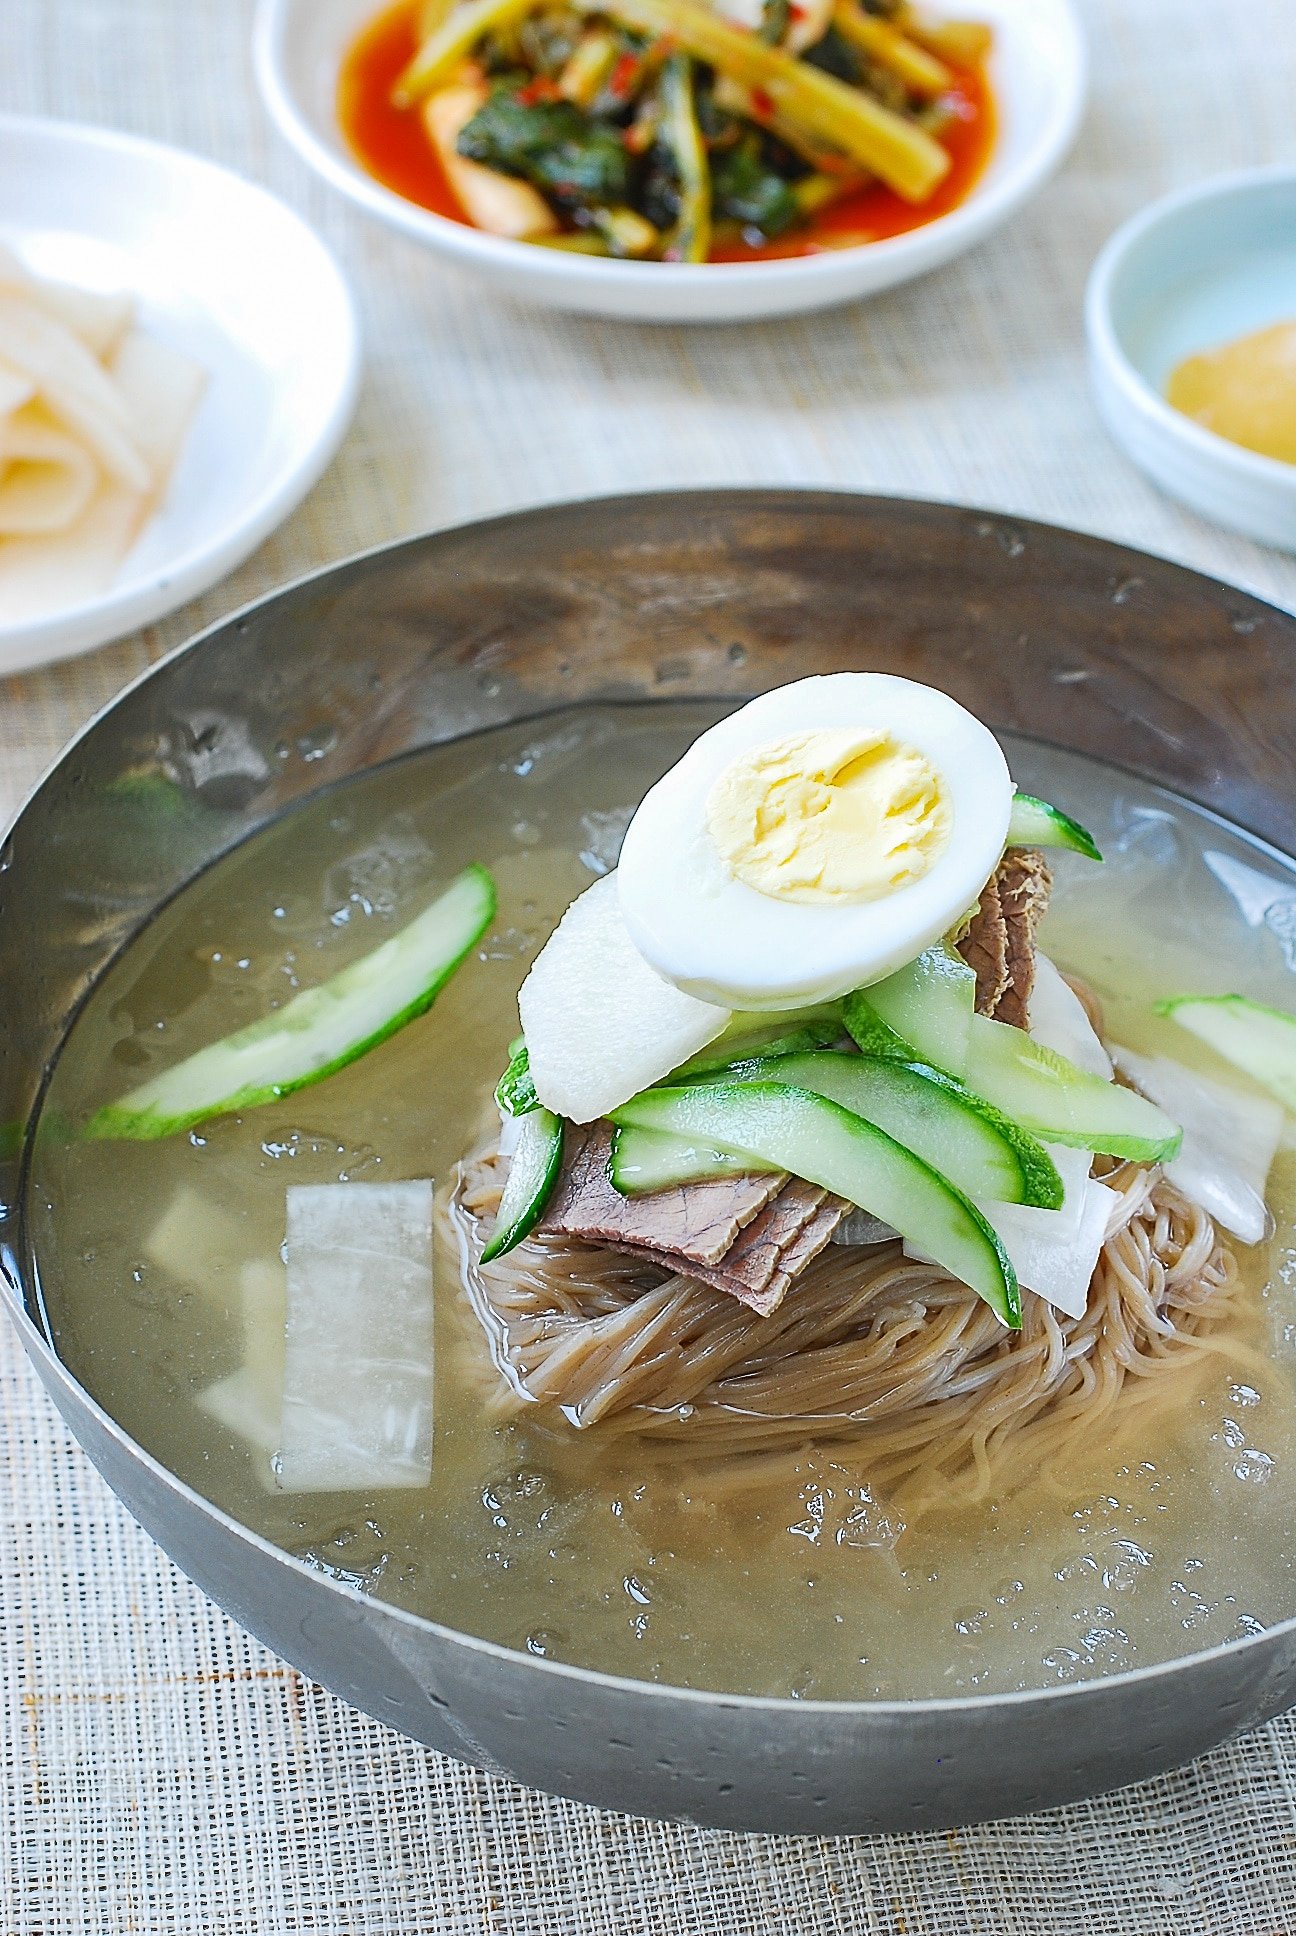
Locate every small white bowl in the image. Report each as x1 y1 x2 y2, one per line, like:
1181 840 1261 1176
1086 168 1296 554
254 0 1086 325
0 116 361 674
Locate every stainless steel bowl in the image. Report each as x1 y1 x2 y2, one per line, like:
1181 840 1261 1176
5 490 1296 1834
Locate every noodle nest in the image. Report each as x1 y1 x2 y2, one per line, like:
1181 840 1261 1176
443 1141 1249 1518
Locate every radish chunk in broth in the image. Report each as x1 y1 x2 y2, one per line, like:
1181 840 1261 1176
278 1181 435 1494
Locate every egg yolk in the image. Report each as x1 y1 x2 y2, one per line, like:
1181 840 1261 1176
706 729 951 906
1166 321 1296 466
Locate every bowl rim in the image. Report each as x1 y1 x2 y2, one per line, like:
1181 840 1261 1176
0 112 362 669
252 0 1088 297
1085 163 1296 496
10 483 1296 1722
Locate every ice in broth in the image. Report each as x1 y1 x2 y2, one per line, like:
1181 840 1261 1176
26 703 1296 1701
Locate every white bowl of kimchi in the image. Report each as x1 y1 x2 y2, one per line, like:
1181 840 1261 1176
254 0 1086 323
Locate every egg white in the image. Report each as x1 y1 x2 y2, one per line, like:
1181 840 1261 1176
616 673 1014 1009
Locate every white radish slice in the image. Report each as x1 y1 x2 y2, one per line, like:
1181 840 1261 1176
1112 1045 1281 1246
0 403 98 534
198 1370 280 1483
422 85 558 239
906 1141 1102 1317
1029 953 1112 1079
0 290 151 491
108 328 206 482
240 1257 289 1422
196 1259 288 1490
277 1181 435 1494
976 1142 1100 1319
519 871 730 1123
0 243 134 357
979 1177 1118 1321
0 359 35 416
0 475 153 622
143 1184 251 1309
1001 1140 1093 1240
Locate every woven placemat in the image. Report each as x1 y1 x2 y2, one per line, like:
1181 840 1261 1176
8 1329 1296 1934
6 0 1296 1929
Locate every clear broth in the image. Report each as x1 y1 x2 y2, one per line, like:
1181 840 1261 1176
26 706 1296 1700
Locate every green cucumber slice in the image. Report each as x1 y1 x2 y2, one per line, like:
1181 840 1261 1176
481 1107 564 1261
670 1004 844 1080
87 864 496 1141
611 1081 1020 1327
495 1042 538 1117
844 944 976 1075
610 1127 776 1193
726 1051 1063 1208
1158 994 1296 1112
964 1013 1181 1161
1007 793 1103 862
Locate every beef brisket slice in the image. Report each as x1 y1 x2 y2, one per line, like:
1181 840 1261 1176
632 1180 844 1315
540 1122 783 1267
538 1122 847 1313
957 848 1052 1029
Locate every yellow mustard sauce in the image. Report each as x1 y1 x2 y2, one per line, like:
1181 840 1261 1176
1166 320 1296 465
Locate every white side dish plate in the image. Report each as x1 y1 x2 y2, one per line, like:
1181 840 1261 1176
255 0 1086 324
0 116 360 673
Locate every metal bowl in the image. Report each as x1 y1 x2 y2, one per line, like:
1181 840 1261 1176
4 489 1296 1835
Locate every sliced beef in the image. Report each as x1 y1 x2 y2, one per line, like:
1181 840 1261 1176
957 848 1052 1030
541 1122 783 1265
722 1190 846 1313
538 1122 847 1314
633 1182 846 1315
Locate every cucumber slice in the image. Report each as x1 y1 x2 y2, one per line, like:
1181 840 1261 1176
964 1014 1181 1161
481 1106 564 1261
611 1081 1020 1327
671 1010 845 1081
727 1051 1063 1208
610 1127 776 1193
87 864 496 1141
618 1053 1061 1209
495 1042 538 1117
1007 793 1103 862
1158 993 1296 1113
844 944 976 1075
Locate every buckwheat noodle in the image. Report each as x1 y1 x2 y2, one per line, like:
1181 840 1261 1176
440 998 1255 1517
441 1153 1252 1519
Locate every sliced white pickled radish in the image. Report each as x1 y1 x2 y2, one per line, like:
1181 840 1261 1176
977 1176 1117 1321
276 1180 435 1494
1113 1045 1281 1246
519 871 730 1123
143 1184 251 1309
1028 953 1113 1080
196 1259 288 1489
903 1140 1103 1318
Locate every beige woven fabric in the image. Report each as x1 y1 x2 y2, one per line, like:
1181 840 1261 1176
6 0 1296 1929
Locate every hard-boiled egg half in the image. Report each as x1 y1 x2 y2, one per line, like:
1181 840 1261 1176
617 673 1013 1010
